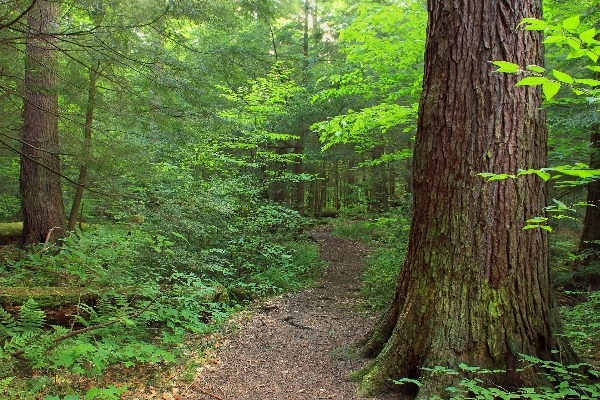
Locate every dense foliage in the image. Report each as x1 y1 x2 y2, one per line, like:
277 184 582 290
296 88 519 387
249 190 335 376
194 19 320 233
0 0 599 398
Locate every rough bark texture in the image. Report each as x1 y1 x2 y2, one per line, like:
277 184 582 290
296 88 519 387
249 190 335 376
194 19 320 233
356 0 576 397
21 0 66 245
574 126 600 290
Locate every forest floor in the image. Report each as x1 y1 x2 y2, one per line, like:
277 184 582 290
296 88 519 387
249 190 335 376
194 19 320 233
178 227 405 400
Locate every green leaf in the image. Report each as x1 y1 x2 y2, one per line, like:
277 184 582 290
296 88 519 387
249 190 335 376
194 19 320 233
526 217 548 223
587 66 600 72
567 49 588 59
543 81 562 100
523 225 552 232
562 15 580 30
576 79 600 87
552 70 574 84
587 51 600 63
515 76 548 86
85 388 99 399
393 378 422 387
519 18 547 31
579 28 599 44
566 37 581 50
477 172 515 181
490 61 520 73
459 363 480 371
517 168 551 181
544 35 566 44
525 65 545 73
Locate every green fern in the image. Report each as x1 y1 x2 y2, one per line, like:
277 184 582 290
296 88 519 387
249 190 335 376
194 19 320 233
0 376 14 393
18 299 46 332
0 307 17 338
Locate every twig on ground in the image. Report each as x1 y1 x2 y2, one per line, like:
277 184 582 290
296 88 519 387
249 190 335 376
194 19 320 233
188 382 225 400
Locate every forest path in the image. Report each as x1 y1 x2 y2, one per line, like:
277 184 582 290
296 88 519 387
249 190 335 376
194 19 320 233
186 228 403 400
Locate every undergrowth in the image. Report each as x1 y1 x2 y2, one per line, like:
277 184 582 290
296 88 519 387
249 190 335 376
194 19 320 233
0 201 321 399
395 355 600 399
332 204 411 312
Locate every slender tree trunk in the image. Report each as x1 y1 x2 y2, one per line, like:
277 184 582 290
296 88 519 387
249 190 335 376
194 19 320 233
294 142 305 213
20 0 66 245
366 146 388 213
346 160 356 209
302 0 309 84
334 159 340 211
68 63 99 231
573 124 600 290
355 0 575 397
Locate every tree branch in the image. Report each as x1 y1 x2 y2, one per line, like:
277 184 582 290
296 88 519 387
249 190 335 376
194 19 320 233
0 0 38 31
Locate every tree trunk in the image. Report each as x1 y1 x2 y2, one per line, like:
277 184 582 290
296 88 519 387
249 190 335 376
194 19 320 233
68 63 99 231
294 142 305 213
573 125 600 290
334 159 340 211
20 0 66 245
355 0 575 397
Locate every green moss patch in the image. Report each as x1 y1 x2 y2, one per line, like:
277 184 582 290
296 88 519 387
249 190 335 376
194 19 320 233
0 286 100 307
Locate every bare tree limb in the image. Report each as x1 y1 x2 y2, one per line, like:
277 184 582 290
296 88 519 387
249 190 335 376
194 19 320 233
0 0 38 31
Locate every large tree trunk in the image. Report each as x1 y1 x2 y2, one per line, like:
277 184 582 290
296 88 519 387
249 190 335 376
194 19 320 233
573 125 600 290
355 0 575 397
20 0 66 245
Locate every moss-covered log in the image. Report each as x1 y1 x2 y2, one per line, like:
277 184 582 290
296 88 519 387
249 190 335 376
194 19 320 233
355 0 577 398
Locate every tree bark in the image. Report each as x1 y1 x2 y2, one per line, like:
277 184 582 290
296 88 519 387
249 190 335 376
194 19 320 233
20 0 66 245
573 125 600 290
67 63 99 231
355 0 575 397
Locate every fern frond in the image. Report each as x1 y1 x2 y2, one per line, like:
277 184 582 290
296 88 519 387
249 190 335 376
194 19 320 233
0 308 17 338
18 299 46 332
0 376 14 393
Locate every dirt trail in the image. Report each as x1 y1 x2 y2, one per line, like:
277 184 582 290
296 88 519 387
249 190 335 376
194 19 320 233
185 230 402 400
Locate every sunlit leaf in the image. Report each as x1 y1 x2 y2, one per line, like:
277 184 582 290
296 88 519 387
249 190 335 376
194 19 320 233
579 28 599 44
526 217 548 223
519 18 547 31
562 15 580 30
576 79 600 87
566 38 581 50
552 70 574 84
526 65 545 73
516 76 548 86
543 81 561 100
490 61 520 73
567 49 587 59
544 35 566 44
